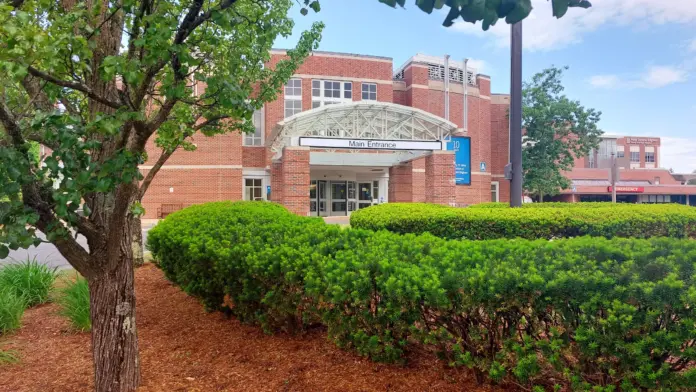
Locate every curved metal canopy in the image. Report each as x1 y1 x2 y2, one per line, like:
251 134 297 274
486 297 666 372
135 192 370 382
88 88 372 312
268 102 458 156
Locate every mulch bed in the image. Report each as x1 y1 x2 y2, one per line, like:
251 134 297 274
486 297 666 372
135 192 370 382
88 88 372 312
0 264 501 392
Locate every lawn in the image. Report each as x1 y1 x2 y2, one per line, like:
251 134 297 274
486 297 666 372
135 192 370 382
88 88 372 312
0 264 498 392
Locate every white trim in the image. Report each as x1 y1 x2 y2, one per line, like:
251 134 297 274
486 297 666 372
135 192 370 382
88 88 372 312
312 79 353 108
361 82 377 100
243 108 265 146
242 176 266 201
284 78 302 119
292 74 393 85
491 181 500 202
138 165 243 169
471 171 491 176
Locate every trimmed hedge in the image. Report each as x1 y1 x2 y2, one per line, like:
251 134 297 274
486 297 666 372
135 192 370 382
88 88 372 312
149 202 696 391
350 202 696 240
470 202 638 209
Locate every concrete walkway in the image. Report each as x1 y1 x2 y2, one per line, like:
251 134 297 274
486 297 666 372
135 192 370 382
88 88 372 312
323 216 350 225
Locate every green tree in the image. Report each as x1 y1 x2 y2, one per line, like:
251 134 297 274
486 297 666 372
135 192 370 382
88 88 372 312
0 0 322 390
521 67 602 201
688 170 696 185
376 0 591 29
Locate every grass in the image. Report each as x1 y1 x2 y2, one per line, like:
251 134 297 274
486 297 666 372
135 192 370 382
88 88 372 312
0 258 58 307
56 274 91 332
0 289 25 334
0 349 20 364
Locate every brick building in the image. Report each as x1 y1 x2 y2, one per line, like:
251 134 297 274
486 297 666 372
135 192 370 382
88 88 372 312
140 50 696 218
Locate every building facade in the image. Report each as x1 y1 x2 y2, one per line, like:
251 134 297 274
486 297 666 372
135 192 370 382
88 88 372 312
140 51 695 218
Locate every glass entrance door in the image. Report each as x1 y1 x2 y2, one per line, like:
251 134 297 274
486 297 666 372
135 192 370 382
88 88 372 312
317 180 328 217
330 182 347 216
358 182 372 209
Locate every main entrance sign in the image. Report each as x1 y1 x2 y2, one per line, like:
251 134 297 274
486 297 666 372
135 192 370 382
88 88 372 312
298 137 443 151
446 136 471 185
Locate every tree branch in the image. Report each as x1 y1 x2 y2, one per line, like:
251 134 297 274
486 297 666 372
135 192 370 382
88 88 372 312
26 66 122 110
138 147 175 199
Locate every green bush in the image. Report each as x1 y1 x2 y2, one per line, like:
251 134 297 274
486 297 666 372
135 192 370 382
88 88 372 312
0 259 58 307
149 201 696 391
0 289 25 334
56 275 91 332
350 203 696 240
471 202 652 209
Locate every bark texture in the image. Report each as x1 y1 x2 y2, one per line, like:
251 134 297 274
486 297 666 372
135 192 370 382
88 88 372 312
89 244 140 392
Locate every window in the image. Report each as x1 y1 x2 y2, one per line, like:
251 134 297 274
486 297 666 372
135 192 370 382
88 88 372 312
244 109 263 146
645 151 655 163
490 181 499 203
244 178 263 201
284 79 302 118
654 177 660 185
630 151 640 163
617 150 625 158
372 180 379 201
361 83 377 100
311 80 352 108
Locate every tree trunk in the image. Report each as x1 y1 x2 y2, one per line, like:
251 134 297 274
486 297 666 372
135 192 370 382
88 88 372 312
89 231 140 392
131 216 144 267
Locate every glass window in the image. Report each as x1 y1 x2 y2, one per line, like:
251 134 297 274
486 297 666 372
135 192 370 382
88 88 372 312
490 181 499 203
311 80 352 108
362 83 377 100
284 78 302 97
284 78 302 118
244 178 263 201
630 151 640 163
244 109 263 146
617 150 625 158
372 180 379 200
645 151 655 163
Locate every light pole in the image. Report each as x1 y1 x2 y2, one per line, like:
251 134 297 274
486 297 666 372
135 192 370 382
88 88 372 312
509 22 523 207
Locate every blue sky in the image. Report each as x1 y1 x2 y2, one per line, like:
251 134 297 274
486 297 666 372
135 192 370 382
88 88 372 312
275 0 696 173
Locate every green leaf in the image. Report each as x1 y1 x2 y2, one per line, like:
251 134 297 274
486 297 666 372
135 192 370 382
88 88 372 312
552 0 568 18
505 0 532 24
0 245 8 259
442 5 460 27
309 1 321 12
378 0 398 7
460 0 486 22
416 0 436 13
300 7 308 16
577 0 591 8
496 0 517 17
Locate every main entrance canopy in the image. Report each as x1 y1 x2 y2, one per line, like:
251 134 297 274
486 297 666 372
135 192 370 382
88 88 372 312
268 102 459 159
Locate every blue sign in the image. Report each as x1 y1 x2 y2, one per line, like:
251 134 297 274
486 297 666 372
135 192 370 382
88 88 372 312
446 136 471 185
480 161 487 172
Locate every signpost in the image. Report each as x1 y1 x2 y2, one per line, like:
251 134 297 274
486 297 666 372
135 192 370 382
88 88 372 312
446 136 472 185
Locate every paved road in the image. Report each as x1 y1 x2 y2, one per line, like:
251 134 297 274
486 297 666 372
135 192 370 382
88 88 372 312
1 226 153 270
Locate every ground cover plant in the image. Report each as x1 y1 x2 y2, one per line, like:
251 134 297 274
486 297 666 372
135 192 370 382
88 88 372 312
350 202 696 239
57 275 91 332
0 259 57 307
149 201 696 391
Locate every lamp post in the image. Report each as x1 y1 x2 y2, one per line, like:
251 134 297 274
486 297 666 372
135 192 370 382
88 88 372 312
509 22 523 207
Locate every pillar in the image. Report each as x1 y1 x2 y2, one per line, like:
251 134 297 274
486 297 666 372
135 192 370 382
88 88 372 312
425 151 456 205
280 147 310 215
270 161 283 203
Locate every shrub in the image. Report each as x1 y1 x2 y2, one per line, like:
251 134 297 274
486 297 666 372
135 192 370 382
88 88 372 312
56 275 91 332
0 259 58 307
471 202 647 209
150 201 696 390
0 289 25 334
350 202 696 240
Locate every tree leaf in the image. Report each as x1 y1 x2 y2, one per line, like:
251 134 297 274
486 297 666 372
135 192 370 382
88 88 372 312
379 0 398 8
0 245 8 259
309 1 321 12
505 0 532 24
552 0 568 18
442 5 460 27
300 7 308 15
416 0 436 14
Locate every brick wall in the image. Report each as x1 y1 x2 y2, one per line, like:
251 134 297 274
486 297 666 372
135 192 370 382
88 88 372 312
280 147 310 215
425 152 455 205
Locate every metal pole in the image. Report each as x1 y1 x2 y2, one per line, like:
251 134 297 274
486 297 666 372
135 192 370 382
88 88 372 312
463 58 468 132
611 152 617 203
444 55 450 121
509 22 523 207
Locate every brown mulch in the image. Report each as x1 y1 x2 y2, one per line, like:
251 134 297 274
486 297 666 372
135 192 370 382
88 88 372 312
0 264 501 392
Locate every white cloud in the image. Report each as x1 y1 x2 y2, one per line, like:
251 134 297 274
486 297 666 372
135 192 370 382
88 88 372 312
589 65 688 89
639 65 688 88
589 74 620 88
689 38 696 52
450 0 696 51
659 137 696 173
467 59 487 73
